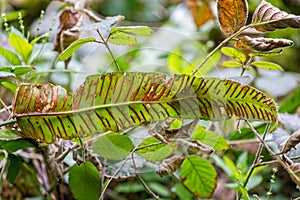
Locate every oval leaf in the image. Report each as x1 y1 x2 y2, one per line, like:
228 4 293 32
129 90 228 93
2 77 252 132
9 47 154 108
8 33 32 63
221 47 246 63
251 61 283 71
217 0 248 35
190 126 230 151
252 0 300 32
108 32 137 45
0 46 22 65
180 155 217 198
222 61 243 68
91 134 134 159
69 162 101 200
58 37 96 61
110 26 152 36
137 137 176 162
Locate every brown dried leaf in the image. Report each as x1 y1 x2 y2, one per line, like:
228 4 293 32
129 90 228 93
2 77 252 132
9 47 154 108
54 7 83 53
186 0 214 28
280 130 300 154
235 35 293 51
217 0 248 35
156 154 184 176
252 0 300 32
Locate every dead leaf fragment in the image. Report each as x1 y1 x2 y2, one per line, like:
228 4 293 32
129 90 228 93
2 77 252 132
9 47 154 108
252 0 300 32
280 130 300 154
235 35 294 51
186 0 214 28
217 0 248 35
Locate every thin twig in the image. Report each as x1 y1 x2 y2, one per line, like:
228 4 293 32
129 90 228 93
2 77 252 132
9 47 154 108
96 30 120 71
237 123 270 200
131 153 160 199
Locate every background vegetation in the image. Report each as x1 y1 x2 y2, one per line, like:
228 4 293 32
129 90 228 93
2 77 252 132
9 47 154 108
1 0 300 199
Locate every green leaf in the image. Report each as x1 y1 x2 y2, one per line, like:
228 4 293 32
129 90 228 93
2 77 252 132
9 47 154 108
69 162 101 200
108 32 137 45
0 71 15 78
0 80 18 92
168 48 187 74
13 72 278 143
137 137 176 162
110 26 152 36
58 37 96 61
115 182 144 193
0 129 22 140
8 32 32 63
0 46 22 65
0 139 36 153
108 26 152 45
279 86 300 113
30 33 49 46
190 126 230 151
221 47 246 63
180 155 217 198
0 65 35 75
250 61 283 71
91 133 134 159
173 183 194 200
249 50 282 57
222 61 243 68
7 154 21 184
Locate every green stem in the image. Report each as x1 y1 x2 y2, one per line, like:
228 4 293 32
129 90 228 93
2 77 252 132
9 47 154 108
192 24 252 75
97 30 120 71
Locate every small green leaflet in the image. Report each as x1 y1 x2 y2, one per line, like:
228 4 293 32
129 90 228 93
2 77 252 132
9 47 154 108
7 154 21 184
69 162 101 200
190 126 229 151
58 37 96 61
0 46 22 65
108 26 153 45
137 137 176 162
221 47 246 63
0 65 35 76
180 155 217 198
8 32 32 63
250 61 283 71
222 61 243 68
91 133 134 160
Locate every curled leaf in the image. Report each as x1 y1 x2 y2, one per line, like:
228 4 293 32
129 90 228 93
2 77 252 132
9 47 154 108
252 0 300 32
175 138 214 154
235 36 294 51
217 0 248 35
280 130 300 154
156 154 184 176
185 0 214 28
54 7 83 53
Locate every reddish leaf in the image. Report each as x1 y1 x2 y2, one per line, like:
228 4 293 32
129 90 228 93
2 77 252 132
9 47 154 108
186 0 214 28
217 0 248 35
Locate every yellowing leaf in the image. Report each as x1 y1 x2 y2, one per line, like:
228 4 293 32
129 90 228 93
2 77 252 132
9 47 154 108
186 0 214 28
217 0 248 35
250 61 283 71
222 61 243 68
221 47 246 63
